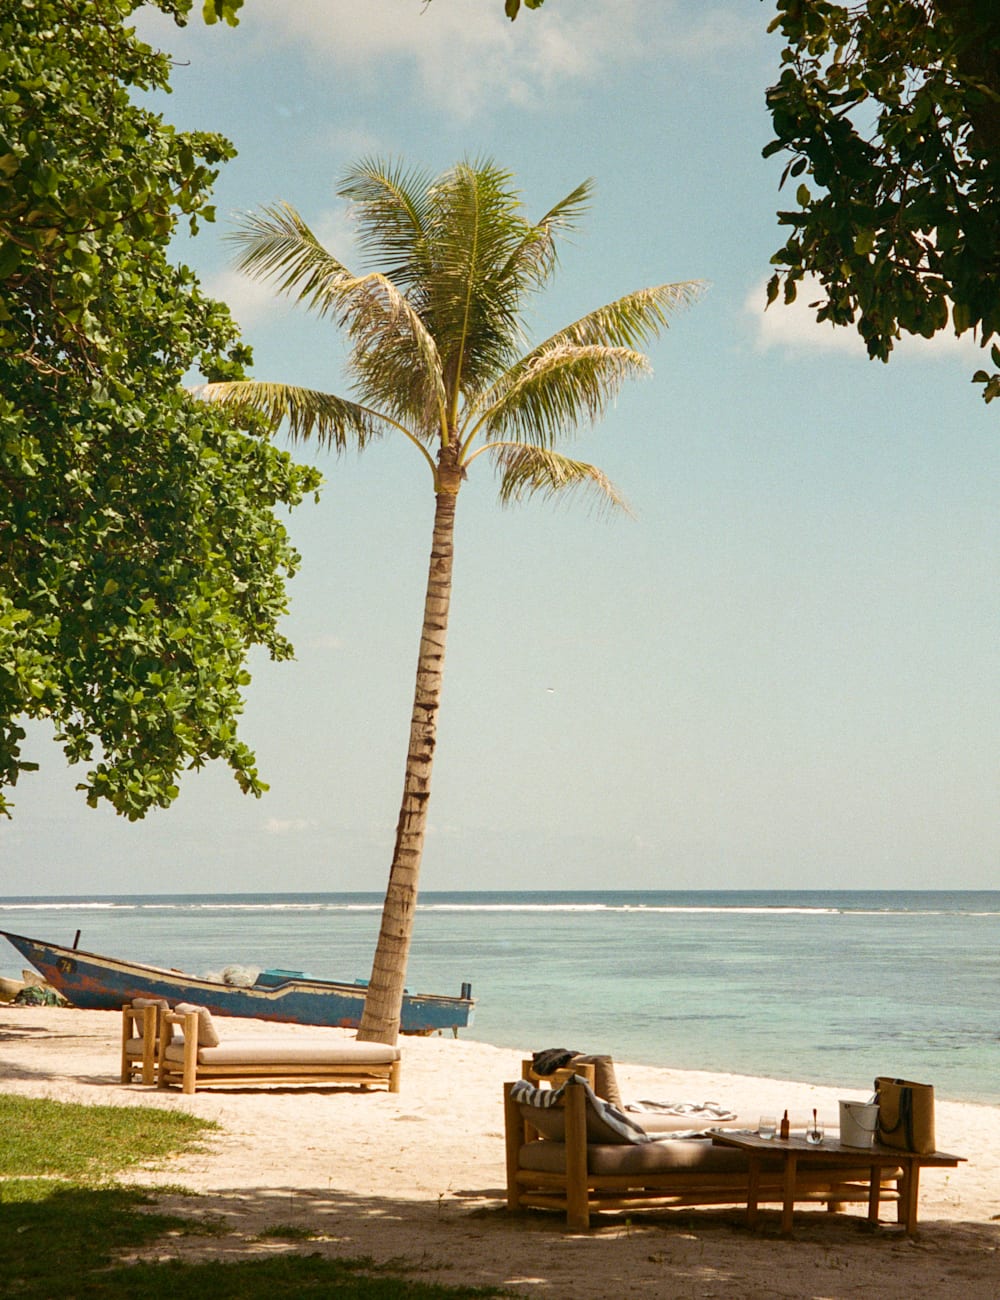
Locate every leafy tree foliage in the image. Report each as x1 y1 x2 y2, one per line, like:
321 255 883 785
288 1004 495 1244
0 0 321 818
765 0 1000 399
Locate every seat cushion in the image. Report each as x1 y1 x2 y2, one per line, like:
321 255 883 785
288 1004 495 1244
519 1137 897 1180
174 1002 221 1047
126 997 169 1038
520 1137 754 1176
568 1055 622 1108
163 1037 400 1066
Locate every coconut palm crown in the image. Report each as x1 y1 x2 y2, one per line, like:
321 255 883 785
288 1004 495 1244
206 158 703 1044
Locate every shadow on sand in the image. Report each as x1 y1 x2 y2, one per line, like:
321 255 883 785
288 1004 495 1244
131 1181 1000 1300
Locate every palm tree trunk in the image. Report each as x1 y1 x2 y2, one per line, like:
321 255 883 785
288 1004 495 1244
356 480 458 1044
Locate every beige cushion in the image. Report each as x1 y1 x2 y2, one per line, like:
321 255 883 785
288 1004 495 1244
569 1055 622 1108
173 1002 221 1047
521 1136 754 1176
126 997 169 1038
163 1037 400 1067
520 1138 898 1179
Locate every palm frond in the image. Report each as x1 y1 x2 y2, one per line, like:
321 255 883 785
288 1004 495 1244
467 344 650 449
200 380 392 451
227 202 353 308
487 443 632 517
418 160 540 396
534 177 593 237
338 158 434 285
537 280 707 353
500 177 594 291
227 202 447 432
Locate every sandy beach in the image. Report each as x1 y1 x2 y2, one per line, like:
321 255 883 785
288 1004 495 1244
2 1005 998 1297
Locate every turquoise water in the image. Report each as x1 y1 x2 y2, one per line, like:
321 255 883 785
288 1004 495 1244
2 890 997 1104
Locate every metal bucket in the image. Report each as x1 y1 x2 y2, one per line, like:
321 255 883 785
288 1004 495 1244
839 1099 879 1148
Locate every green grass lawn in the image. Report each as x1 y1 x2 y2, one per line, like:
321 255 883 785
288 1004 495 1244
0 1095 507 1299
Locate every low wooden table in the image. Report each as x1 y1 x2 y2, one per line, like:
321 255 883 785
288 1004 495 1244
710 1131 963 1236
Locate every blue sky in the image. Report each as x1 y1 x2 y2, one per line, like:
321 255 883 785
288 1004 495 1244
4 0 996 894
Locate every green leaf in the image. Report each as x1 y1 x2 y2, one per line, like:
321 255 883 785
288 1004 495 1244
0 242 23 278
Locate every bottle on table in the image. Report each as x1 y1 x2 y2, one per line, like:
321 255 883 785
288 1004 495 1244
779 1109 790 1140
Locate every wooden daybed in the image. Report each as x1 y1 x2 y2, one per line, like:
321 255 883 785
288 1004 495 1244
504 1075 904 1231
152 1006 400 1094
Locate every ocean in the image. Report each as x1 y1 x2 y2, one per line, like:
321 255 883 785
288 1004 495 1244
1 890 997 1105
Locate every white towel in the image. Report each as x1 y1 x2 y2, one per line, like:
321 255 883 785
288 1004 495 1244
625 1099 738 1120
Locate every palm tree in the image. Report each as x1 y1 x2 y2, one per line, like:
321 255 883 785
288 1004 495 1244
205 158 703 1045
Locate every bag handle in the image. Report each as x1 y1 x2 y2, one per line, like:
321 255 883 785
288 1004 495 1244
873 1078 915 1148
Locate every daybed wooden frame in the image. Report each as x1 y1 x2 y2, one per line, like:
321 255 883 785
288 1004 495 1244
504 1077 901 1231
120 1001 161 1085
157 1009 401 1095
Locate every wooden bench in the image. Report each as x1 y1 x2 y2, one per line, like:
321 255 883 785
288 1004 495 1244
156 1008 401 1094
505 1076 903 1231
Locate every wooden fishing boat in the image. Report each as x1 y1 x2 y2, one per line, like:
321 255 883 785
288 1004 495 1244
0 930 474 1036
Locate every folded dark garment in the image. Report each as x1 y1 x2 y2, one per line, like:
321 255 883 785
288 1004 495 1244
532 1047 581 1076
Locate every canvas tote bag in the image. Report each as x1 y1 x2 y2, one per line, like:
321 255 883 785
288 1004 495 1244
874 1076 935 1154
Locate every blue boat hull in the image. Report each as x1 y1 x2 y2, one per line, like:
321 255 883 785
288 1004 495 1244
1 931 474 1035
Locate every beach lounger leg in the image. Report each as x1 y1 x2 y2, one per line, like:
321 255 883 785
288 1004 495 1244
781 1153 798 1235
503 1084 525 1213
120 1009 132 1084
867 1162 881 1225
564 1081 590 1230
746 1154 761 1229
899 1163 920 1234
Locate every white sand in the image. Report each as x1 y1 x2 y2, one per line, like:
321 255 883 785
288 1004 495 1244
2 1005 998 1297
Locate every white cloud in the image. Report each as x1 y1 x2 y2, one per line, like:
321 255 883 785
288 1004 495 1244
745 274 985 363
424 821 463 838
251 0 617 99
241 0 743 117
747 275 866 356
308 634 344 651
264 817 319 835
203 268 293 329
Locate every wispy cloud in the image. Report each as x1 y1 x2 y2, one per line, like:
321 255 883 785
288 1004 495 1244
203 268 292 329
136 1 761 125
240 0 745 116
264 817 318 835
745 274 985 362
247 0 625 114
308 634 344 652
746 275 867 356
